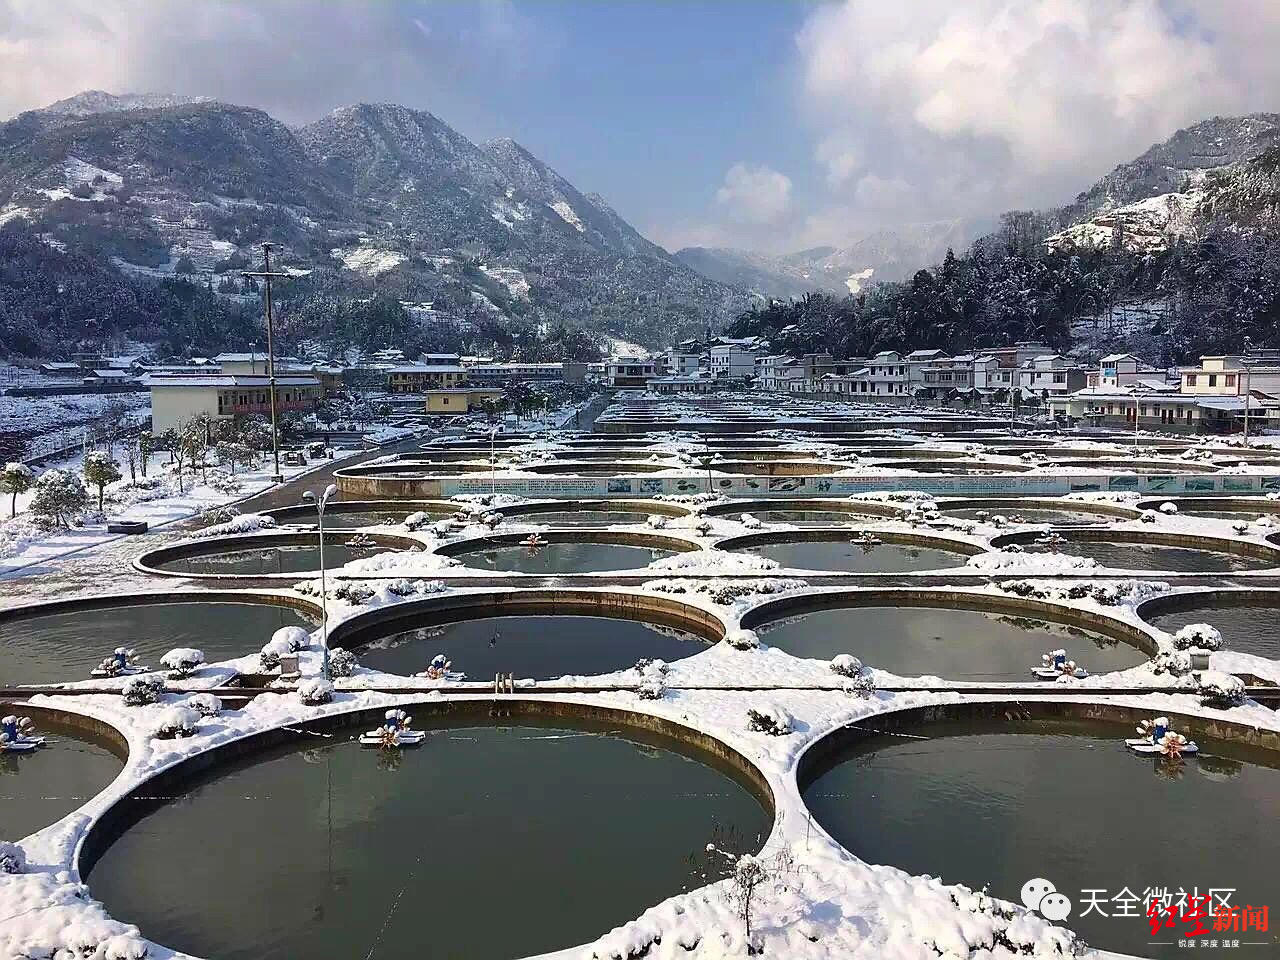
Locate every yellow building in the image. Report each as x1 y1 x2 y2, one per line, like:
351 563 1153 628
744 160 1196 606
143 374 322 432
424 387 505 414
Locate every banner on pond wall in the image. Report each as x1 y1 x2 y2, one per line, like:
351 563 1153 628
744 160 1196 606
441 473 1280 498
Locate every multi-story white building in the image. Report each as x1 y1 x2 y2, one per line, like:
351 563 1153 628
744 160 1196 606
1020 354 1089 398
606 358 658 388
708 339 765 381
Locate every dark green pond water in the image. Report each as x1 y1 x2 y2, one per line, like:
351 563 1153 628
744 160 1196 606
1024 542 1271 573
804 719 1280 959
750 510 880 525
518 510 655 525
159 542 383 575
1147 603 1280 660
316 510 418 529
0 601 315 685
759 607 1144 679
946 507 1112 524
737 540 967 573
88 723 770 960
454 542 677 573
352 614 709 679
1 722 122 839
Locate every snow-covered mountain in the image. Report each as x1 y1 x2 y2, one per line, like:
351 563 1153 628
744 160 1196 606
675 221 984 300
0 93 745 351
1043 116 1280 254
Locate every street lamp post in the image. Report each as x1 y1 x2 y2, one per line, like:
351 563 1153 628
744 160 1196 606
306 483 339 680
1132 386 1144 453
489 426 497 497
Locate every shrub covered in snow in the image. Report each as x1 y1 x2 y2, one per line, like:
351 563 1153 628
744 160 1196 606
404 510 434 531
271 625 311 652
649 550 780 574
153 705 201 739
122 674 165 706
1151 649 1193 677
842 673 878 699
0 840 26 874
186 693 223 717
645 577 804 607
259 638 294 671
724 628 760 650
1159 501 1179 513
1198 671 1246 708
747 705 793 736
967 550 1099 573
297 677 334 705
334 581 377 604
636 674 668 700
997 578 1167 606
829 654 864 678
329 647 358 677
160 647 205 678
1172 623 1224 651
187 513 276 539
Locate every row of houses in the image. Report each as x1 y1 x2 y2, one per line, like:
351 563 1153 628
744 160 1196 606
1048 353 1280 433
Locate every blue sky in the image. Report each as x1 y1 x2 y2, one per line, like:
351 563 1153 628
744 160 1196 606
3 0 1278 253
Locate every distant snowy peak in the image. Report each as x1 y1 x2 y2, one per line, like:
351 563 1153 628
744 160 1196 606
675 220 980 300
35 90 213 118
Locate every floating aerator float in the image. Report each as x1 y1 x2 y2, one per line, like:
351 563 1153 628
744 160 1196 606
91 647 149 678
1031 649 1089 680
0 715 43 753
1125 716 1199 756
849 532 883 547
359 708 427 748
416 654 465 681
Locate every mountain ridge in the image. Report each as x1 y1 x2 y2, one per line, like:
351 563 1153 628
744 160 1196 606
0 91 746 356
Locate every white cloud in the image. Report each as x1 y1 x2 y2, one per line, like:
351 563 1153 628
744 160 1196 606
0 0 546 123
794 0 1280 232
715 162 793 224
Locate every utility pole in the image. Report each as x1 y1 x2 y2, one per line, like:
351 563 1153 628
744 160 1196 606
243 243 289 481
1243 337 1253 447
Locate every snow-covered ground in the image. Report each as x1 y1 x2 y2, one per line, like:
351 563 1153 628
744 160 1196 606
0 427 419 578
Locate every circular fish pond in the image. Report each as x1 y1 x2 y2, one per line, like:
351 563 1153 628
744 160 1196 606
0 598 316 685
752 602 1144 679
802 714 1280 959
440 534 690 574
1144 595 1280 660
1014 536 1273 573
343 612 712 679
2 714 123 840
87 716 770 960
727 533 972 573
144 533 414 576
